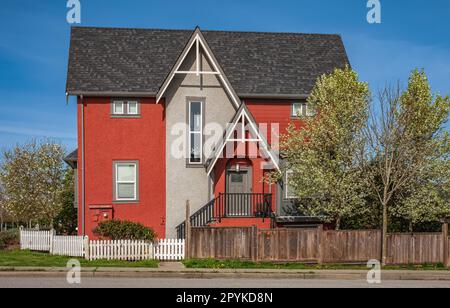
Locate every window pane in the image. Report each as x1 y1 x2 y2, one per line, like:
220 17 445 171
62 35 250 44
286 172 297 198
190 102 202 132
117 164 135 182
114 102 124 114
292 103 302 117
306 105 316 117
128 101 138 114
190 133 201 163
231 173 244 183
118 183 135 199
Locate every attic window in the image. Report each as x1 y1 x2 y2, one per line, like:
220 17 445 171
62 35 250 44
112 100 140 117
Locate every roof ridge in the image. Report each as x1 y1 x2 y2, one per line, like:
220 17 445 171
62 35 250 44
70 26 341 37
71 26 193 32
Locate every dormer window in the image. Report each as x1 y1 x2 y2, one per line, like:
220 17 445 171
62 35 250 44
112 100 140 117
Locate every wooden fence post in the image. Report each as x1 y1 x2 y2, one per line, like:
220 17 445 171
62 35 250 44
442 219 449 267
49 229 55 254
185 200 191 260
317 225 324 265
251 225 258 262
84 236 90 260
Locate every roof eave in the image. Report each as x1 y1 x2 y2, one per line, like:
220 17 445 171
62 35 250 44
239 93 309 100
67 91 157 98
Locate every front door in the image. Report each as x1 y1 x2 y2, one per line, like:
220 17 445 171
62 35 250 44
226 168 252 216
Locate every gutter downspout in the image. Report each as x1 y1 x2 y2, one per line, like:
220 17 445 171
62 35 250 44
81 95 86 236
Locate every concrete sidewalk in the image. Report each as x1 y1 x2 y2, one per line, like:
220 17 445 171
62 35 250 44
2 266 450 281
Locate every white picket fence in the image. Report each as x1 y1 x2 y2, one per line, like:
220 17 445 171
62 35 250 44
52 235 86 257
154 239 185 261
20 229 52 252
19 229 185 261
89 240 153 261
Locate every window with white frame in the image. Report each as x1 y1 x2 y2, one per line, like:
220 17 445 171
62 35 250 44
285 170 297 199
114 162 138 202
113 101 124 115
292 102 315 118
127 101 139 115
112 100 140 116
189 101 203 164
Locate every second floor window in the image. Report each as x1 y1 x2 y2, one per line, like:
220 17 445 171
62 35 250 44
189 101 203 164
112 100 140 116
292 102 315 118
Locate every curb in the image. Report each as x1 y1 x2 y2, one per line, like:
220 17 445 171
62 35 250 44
1 267 450 281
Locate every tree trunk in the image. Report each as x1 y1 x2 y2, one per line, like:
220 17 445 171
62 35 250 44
382 201 388 266
335 218 341 231
409 221 414 233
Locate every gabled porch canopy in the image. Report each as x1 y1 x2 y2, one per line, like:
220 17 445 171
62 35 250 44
205 103 281 176
156 27 241 108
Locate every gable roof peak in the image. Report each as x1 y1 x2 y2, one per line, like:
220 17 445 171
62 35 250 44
67 27 349 97
156 28 241 108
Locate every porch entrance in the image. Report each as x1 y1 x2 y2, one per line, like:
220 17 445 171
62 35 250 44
226 166 252 216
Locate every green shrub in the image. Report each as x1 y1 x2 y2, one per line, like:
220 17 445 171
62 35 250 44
93 220 156 241
0 230 20 250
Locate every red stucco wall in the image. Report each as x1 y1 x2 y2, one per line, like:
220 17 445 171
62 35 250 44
77 97 166 239
245 99 305 146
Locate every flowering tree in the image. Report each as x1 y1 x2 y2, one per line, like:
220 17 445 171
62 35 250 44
0 140 66 226
273 67 371 229
365 70 450 264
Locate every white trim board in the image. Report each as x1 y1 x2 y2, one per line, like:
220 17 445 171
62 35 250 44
206 104 280 176
156 29 241 109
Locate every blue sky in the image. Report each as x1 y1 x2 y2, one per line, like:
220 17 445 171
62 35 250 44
0 0 449 152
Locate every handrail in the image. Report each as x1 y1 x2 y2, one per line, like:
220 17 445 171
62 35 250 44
176 193 273 239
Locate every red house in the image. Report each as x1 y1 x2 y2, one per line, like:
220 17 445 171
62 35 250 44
65 27 349 239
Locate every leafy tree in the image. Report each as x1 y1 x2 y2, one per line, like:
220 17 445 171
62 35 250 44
0 139 66 226
365 70 450 264
272 67 372 229
53 169 78 235
0 181 7 231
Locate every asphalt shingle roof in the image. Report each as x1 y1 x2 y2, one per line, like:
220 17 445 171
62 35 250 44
66 27 349 97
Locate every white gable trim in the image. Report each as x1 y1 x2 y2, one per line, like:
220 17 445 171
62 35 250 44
156 29 240 108
206 104 280 176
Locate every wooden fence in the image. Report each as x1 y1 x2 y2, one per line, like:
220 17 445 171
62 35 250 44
258 228 319 262
189 227 254 260
189 226 450 265
321 230 381 263
386 233 443 265
19 229 185 261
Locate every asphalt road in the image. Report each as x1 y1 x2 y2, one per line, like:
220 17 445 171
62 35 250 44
1 277 450 288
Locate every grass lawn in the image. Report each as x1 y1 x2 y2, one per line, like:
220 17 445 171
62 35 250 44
183 259 448 271
0 250 159 268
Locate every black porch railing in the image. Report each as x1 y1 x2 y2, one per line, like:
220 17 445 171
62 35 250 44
176 193 273 239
